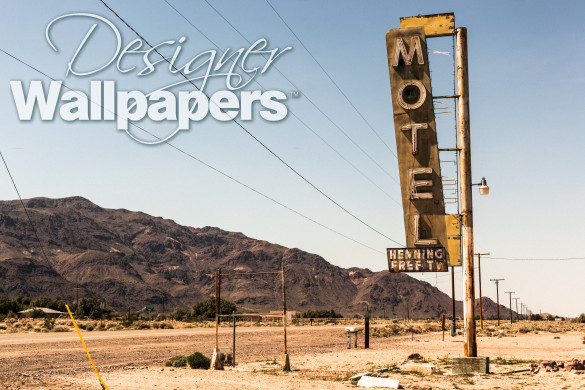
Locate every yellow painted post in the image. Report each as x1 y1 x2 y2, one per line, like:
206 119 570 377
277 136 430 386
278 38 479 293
65 305 109 390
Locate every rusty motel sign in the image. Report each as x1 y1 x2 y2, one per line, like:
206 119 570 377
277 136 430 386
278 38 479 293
386 14 459 273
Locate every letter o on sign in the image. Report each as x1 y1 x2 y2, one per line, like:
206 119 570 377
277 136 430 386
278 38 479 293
396 80 426 110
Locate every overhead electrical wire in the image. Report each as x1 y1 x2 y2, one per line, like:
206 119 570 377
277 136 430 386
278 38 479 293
0 47 386 255
98 0 404 247
0 149 52 265
201 0 399 184
485 256 585 261
264 0 397 157
162 0 401 206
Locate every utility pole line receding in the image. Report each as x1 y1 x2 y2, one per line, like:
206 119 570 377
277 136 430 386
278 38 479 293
490 278 504 325
475 252 489 329
505 291 515 324
513 298 520 322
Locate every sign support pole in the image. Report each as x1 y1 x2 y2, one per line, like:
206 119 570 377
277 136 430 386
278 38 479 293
451 265 456 332
456 27 477 358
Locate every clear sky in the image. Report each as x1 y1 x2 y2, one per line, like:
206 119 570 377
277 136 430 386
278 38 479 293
1 1 583 317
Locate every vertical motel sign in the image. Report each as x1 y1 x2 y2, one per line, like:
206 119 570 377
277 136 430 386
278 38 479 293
386 17 457 273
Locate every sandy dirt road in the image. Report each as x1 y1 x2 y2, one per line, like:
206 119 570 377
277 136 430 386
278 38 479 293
1 324 585 389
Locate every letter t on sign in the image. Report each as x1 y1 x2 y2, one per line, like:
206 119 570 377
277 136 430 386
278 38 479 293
401 123 428 154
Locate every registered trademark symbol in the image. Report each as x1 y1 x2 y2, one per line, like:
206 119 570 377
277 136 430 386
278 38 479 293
290 91 300 98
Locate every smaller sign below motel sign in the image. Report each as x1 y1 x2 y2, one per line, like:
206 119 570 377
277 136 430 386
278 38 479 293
387 247 448 272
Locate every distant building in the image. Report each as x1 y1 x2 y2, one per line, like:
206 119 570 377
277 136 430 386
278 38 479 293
269 311 297 321
239 311 297 322
17 307 67 318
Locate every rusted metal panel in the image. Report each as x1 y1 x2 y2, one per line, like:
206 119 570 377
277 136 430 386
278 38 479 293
385 26 449 271
400 13 455 37
445 214 461 266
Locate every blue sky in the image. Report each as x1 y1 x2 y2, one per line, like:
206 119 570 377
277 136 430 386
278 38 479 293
1 1 584 317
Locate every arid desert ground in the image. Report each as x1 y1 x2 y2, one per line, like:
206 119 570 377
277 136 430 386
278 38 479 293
1 320 585 389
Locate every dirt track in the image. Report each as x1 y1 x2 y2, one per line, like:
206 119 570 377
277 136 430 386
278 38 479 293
1 324 585 389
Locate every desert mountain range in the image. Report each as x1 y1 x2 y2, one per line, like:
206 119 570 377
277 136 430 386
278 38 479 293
0 197 512 318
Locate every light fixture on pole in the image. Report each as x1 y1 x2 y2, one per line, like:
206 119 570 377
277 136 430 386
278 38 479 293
472 177 490 195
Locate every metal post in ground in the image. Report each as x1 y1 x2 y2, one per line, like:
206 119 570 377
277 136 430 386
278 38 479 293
365 305 370 349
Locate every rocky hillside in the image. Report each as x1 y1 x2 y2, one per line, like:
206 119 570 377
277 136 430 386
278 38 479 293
0 197 510 318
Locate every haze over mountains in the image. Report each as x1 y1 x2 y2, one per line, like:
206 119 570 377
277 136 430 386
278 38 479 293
0 197 510 318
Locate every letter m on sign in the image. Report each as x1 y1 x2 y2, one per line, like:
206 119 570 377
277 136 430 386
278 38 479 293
392 36 424 67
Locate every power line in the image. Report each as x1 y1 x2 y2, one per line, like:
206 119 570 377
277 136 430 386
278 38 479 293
0 150 52 265
264 0 396 157
98 0 403 246
485 256 585 261
0 47 385 255
201 0 399 184
162 0 401 206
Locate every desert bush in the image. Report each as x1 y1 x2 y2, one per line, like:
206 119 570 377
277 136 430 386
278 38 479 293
165 355 188 367
191 297 236 321
372 321 442 338
299 309 343 319
408 353 423 360
120 310 139 327
132 321 151 330
43 317 56 330
187 352 211 369
73 298 113 320
169 307 188 322
52 326 70 332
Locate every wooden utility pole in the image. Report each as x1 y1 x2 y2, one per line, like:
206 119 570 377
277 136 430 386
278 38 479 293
212 268 223 370
457 27 477 358
513 298 520 322
475 253 489 329
75 284 81 316
505 291 515 324
490 278 504 325
281 265 290 371
232 311 236 367
215 268 219 355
